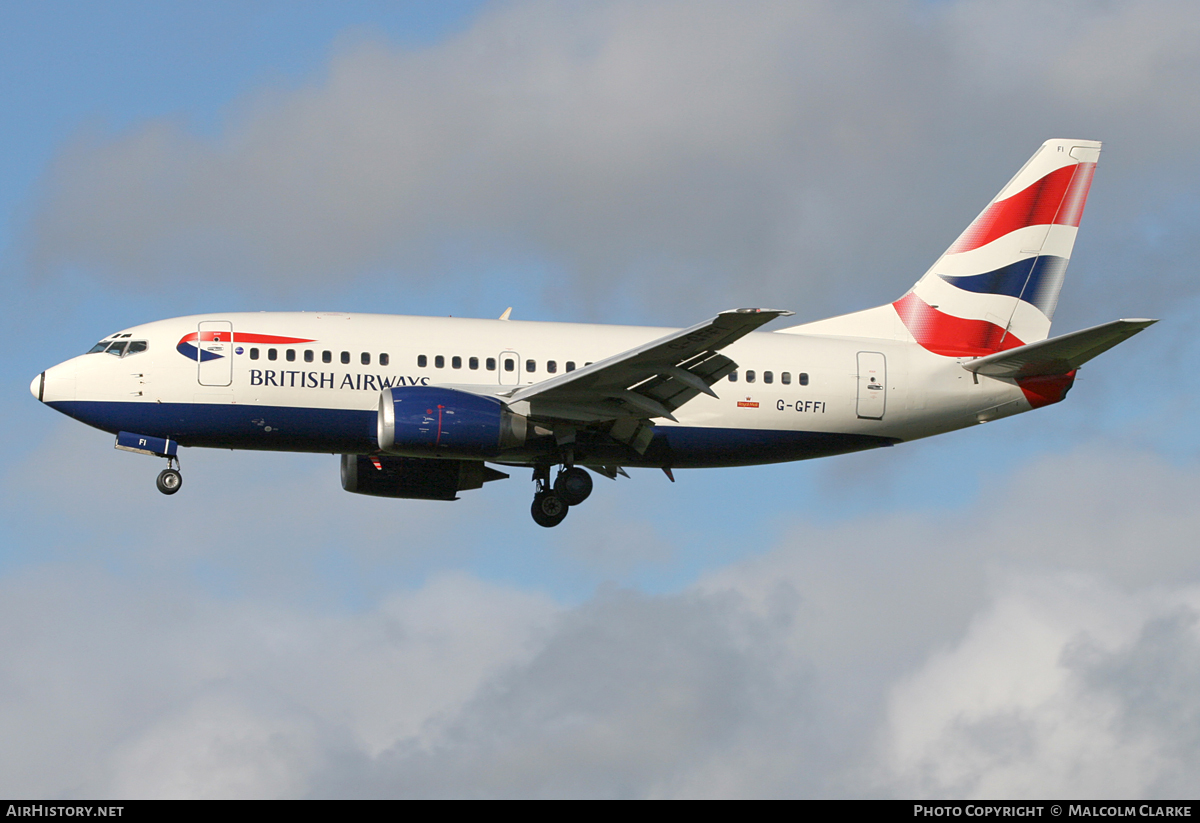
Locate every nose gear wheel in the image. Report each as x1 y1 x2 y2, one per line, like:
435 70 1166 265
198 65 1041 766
157 468 182 495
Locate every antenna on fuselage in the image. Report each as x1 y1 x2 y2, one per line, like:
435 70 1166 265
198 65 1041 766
499 307 512 321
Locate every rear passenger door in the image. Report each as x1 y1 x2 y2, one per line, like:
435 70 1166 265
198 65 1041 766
856 351 886 419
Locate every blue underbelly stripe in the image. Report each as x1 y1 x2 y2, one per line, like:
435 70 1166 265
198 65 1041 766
48 400 897 466
50 400 377 453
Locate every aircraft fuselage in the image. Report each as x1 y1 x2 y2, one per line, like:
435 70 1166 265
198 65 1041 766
34 311 1033 469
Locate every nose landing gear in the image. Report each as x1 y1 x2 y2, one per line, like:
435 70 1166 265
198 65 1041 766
114 432 184 497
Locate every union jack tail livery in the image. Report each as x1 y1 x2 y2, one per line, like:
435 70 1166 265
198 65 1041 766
896 138 1100 357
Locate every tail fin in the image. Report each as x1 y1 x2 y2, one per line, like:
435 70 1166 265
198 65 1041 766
894 138 1100 356
780 139 1100 353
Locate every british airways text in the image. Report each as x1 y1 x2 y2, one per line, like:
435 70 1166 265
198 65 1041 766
248 370 431 390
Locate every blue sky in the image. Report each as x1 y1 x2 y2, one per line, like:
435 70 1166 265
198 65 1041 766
4 0 1200 798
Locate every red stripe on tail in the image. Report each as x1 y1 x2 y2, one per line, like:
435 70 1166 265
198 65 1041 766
893 293 1025 357
948 162 1095 254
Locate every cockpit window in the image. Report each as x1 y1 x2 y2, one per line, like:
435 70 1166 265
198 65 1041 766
86 339 147 357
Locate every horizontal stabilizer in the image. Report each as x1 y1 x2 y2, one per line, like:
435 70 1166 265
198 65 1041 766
963 318 1157 378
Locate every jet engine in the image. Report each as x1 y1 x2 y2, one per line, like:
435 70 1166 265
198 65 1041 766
340 454 509 500
376 386 528 458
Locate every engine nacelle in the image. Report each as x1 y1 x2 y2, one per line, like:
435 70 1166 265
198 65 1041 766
340 454 509 500
376 386 527 458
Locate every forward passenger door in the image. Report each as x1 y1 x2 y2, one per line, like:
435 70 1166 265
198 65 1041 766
197 321 233 387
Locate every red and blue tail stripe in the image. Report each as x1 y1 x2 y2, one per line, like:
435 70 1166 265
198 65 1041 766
896 139 1101 356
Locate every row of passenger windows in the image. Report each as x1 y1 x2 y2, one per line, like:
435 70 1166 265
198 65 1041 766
247 348 390 366
412 355 816 388
416 355 588 373
729 370 809 385
240 346 810 386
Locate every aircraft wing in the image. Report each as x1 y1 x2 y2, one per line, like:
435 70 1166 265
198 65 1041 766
963 318 1157 378
504 308 793 423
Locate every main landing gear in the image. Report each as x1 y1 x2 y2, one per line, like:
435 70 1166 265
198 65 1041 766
530 464 594 527
156 457 183 495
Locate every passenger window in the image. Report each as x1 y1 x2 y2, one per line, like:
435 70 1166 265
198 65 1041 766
504 358 515 372
361 352 370 366
435 355 445 368
799 372 809 386
526 359 536 373
106 341 127 357
781 372 791 385
566 361 576 372
547 360 557 374
250 348 259 360
127 341 147 355
486 358 496 371
304 350 314 363
729 371 738 382
268 349 278 361
469 357 479 370
452 356 462 369
418 355 427 368
746 370 756 383
764 371 773 384
380 353 389 366
286 349 296 362
340 351 350 365
322 351 332 364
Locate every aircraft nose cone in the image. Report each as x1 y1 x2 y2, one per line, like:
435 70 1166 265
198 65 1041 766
31 372 44 402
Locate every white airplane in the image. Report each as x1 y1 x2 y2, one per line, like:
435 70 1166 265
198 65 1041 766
32 139 1155 526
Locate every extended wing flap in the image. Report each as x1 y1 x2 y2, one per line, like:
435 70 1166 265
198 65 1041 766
964 318 1157 378
627 351 737 413
509 308 791 422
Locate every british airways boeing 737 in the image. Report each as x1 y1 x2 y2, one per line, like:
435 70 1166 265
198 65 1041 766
31 139 1155 526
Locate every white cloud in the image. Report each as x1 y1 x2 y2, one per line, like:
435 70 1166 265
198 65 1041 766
25 0 1200 321
5 443 1199 797
0 566 555 798
109 693 331 799
881 575 1200 798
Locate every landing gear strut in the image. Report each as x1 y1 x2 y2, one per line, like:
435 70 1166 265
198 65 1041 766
530 463 568 527
156 456 182 495
528 461 601 527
